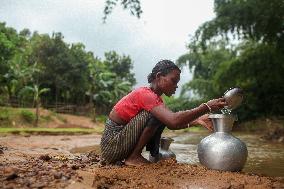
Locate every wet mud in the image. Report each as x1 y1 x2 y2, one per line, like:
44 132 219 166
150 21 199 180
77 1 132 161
1 135 284 189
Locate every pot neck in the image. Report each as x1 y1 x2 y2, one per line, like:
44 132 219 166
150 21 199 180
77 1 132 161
160 137 173 150
209 114 236 133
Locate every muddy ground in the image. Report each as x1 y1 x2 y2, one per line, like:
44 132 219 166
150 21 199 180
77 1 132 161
0 134 284 189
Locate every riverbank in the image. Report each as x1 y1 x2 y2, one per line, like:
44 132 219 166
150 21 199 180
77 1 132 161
1 107 283 143
1 108 284 188
1 134 284 189
238 117 284 143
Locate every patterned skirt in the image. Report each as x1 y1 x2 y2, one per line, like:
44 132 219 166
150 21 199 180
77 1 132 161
100 110 164 164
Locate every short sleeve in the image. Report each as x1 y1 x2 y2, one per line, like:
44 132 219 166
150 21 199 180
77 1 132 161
139 89 163 111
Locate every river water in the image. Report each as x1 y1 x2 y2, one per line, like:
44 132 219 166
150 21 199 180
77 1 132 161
169 132 284 177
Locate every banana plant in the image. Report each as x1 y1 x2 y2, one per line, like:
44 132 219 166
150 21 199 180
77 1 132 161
20 84 49 127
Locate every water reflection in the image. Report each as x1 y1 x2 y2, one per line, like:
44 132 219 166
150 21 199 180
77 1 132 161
170 132 284 177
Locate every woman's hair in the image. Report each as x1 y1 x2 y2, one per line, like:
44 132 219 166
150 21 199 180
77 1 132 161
147 60 181 83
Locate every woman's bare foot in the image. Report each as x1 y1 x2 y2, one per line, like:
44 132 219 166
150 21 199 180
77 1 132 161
125 154 150 166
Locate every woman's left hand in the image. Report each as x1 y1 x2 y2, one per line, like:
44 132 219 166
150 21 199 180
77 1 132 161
194 114 213 131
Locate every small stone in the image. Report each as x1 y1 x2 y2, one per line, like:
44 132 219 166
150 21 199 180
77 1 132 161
6 173 18 180
0 145 8 151
81 155 89 163
62 175 71 180
54 172 62 179
71 164 79 170
39 154 51 161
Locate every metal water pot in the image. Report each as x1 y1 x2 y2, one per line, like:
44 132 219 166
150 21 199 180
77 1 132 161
159 137 176 159
149 137 176 162
223 88 244 110
197 114 248 171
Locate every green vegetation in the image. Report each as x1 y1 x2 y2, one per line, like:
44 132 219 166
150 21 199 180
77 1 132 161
95 114 108 123
176 0 284 121
0 23 136 115
0 107 66 128
0 107 35 127
20 109 35 123
106 0 284 123
1 0 283 134
0 127 103 135
114 0 284 122
103 0 142 21
0 107 104 135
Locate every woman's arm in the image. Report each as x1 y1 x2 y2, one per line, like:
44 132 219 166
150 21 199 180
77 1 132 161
150 98 226 130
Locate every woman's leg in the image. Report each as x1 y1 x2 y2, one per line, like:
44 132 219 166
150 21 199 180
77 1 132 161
124 120 160 165
100 111 152 164
100 110 165 165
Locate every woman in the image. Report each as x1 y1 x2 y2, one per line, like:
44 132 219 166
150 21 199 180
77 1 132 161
100 60 226 166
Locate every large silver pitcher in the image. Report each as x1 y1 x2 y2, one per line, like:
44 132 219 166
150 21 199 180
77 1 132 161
197 114 248 171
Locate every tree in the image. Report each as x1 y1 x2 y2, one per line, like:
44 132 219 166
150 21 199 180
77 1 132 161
0 23 32 104
195 0 284 49
28 32 80 106
93 71 132 114
178 0 284 120
88 52 135 114
0 23 137 116
177 39 236 99
213 41 284 119
21 85 50 127
103 0 142 21
0 22 19 99
103 51 136 86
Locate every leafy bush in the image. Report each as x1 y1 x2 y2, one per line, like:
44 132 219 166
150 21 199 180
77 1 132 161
0 108 10 121
41 115 52 121
96 115 107 123
20 110 35 123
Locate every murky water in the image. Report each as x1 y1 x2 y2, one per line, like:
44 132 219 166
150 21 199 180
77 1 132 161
70 132 284 177
170 132 284 177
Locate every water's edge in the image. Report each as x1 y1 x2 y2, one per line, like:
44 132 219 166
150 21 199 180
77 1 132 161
168 132 284 177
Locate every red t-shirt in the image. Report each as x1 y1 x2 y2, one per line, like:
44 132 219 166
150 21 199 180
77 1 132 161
114 87 164 122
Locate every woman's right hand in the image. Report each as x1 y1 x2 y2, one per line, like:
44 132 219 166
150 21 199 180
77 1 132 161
206 98 227 112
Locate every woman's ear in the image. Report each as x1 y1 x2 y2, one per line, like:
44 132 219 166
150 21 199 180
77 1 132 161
155 72 162 80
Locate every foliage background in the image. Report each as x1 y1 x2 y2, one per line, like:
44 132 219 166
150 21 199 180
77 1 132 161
1 0 284 122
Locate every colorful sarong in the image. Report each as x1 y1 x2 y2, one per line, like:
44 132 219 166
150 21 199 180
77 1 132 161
100 110 164 164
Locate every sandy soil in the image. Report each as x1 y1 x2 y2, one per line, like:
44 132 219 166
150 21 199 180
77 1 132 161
35 108 98 129
1 134 284 189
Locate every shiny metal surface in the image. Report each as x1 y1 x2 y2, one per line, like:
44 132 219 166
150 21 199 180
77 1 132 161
209 114 236 132
159 137 176 159
149 137 176 162
224 88 244 110
197 114 248 171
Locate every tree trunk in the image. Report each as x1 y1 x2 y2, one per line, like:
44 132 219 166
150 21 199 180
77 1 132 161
35 99 39 127
89 89 96 122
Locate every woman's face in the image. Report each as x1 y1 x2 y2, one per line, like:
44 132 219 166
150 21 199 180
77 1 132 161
157 69 180 96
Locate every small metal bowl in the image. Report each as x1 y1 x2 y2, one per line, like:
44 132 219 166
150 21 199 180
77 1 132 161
223 88 244 110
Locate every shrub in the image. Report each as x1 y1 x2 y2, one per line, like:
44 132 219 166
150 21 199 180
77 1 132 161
20 110 35 123
0 108 10 121
96 115 107 123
